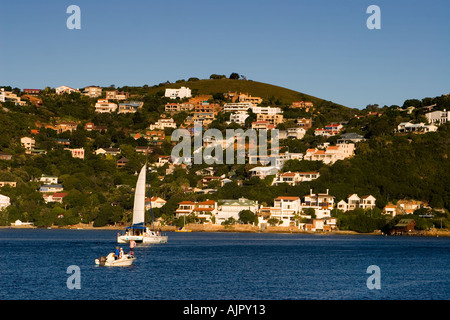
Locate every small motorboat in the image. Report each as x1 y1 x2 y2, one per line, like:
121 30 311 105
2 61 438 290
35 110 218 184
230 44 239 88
95 252 136 267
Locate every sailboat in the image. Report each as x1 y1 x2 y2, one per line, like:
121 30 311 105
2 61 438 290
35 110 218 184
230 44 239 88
117 164 168 244
175 213 192 232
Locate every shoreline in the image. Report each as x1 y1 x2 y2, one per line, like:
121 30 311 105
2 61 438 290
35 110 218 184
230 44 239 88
1 223 449 237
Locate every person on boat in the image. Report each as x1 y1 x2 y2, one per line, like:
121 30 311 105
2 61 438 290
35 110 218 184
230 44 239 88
119 248 124 259
115 247 120 260
129 240 136 256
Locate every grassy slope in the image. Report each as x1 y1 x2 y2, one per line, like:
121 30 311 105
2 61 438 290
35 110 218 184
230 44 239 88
142 78 350 109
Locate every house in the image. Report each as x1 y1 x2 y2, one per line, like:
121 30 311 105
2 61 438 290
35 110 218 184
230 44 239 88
302 189 335 219
425 109 449 126
118 101 144 114
314 124 344 137
383 204 399 217
105 90 129 101
55 122 78 133
135 146 155 154
229 112 249 125
43 192 68 204
145 197 167 210
396 199 427 214
164 102 195 113
55 86 79 95
256 114 284 126
54 138 71 146
39 184 64 193
252 106 282 115
337 132 365 144
64 147 85 159
197 176 222 188
95 147 121 156
156 155 172 167
0 152 12 160
216 198 259 225
175 201 197 217
40 174 58 185
21 136 36 152
149 117 177 130
396 122 437 133
95 99 118 113
188 95 213 107
224 92 262 105
249 166 279 179
82 86 102 98
337 194 376 212
304 143 355 164
0 88 26 106
116 157 129 168
175 200 218 223
0 181 17 188
23 89 41 96
0 194 11 211
270 196 302 227
165 87 192 99
193 200 218 223
223 102 255 113
391 219 416 234
279 127 306 140
195 103 222 114
296 118 313 130
251 121 276 130
272 171 320 186
291 101 313 110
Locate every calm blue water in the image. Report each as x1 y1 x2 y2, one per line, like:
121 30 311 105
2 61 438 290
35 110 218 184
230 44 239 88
0 229 448 300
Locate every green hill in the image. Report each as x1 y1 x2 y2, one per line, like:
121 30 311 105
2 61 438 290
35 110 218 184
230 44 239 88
133 78 352 110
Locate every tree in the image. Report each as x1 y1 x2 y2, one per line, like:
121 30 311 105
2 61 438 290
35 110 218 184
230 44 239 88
238 210 258 225
229 73 240 80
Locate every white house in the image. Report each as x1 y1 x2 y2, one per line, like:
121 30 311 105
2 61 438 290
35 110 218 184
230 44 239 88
337 194 377 212
149 117 177 130
223 102 255 113
21 136 36 152
425 109 449 126
0 194 11 211
83 86 102 98
55 86 79 95
270 196 302 227
165 87 192 99
95 99 118 113
272 171 320 186
302 189 335 219
145 197 167 210
64 147 85 159
249 166 279 179
40 174 58 185
397 122 438 133
216 198 259 224
229 112 249 125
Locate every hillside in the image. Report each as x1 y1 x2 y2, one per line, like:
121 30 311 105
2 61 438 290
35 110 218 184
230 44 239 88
125 78 353 110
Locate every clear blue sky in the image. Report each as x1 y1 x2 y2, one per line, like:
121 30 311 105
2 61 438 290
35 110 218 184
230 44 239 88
1 0 449 109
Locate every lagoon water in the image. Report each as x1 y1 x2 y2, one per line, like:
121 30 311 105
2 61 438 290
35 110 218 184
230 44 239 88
0 229 448 300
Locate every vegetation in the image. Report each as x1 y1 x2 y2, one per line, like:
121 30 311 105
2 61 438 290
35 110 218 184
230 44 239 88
1 80 449 233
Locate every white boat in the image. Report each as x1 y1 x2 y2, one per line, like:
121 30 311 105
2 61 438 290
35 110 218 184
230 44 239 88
95 252 136 267
117 164 168 245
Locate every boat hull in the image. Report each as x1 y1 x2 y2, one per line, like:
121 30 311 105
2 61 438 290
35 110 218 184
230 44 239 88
95 253 135 267
117 233 168 244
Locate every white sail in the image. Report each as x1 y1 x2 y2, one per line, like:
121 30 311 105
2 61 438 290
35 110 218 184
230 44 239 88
132 164 146 225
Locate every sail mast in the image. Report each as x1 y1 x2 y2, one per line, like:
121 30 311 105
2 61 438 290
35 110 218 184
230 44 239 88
147 165 155 231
